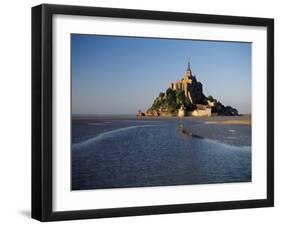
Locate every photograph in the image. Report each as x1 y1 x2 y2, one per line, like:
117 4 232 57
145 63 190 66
71 34 252 191
30 2 274 222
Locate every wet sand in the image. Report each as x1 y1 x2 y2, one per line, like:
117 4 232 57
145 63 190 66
74 115 252 146
188 115 251 125
138 114 251 125
178 115 251 146
72 116 251 190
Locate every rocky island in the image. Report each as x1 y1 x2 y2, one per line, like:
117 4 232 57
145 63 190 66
137 60 238 117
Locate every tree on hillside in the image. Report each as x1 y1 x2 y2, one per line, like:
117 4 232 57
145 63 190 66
207 95 214 102
159 92 165 98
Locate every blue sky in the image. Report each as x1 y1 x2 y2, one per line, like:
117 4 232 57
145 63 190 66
71 34 251 115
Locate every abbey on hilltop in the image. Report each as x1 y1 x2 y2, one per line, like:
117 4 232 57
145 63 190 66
170 59 205 105
137 59 239 117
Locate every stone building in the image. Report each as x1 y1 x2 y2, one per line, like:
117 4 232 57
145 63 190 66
170 60 205 105
187 104 212 117
178 105 186 117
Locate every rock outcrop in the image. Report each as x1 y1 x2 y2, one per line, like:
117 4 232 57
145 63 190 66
139 60 239 117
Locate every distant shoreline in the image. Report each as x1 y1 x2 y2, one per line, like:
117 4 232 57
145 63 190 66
73 114 251 126
138 115 251 126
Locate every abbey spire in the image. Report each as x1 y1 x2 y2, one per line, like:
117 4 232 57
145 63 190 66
187 58 191 71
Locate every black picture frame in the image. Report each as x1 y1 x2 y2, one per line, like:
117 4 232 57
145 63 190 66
32 3 274 222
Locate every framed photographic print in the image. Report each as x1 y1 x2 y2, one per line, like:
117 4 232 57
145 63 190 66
32 4 274 221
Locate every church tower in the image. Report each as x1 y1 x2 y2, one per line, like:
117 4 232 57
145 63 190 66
181 58 193 100
170 58 193 99
185 58 192 78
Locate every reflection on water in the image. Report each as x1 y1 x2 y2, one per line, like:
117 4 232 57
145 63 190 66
72 117 251 190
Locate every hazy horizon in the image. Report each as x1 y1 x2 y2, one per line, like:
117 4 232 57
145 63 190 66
72 34 252 115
